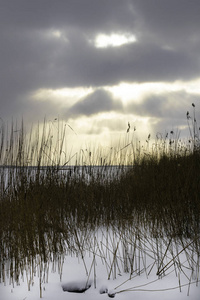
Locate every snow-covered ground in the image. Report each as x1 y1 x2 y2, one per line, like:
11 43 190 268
1 228 200 300
0 255 199 300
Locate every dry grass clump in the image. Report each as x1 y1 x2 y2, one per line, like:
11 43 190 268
118 151 200 234
0 104 200 296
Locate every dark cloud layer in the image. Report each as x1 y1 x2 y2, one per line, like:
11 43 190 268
0 0 134 32
0 0 200 125
127 91 200 118
133 0 200 46
67 89 122 118
127 91 200 137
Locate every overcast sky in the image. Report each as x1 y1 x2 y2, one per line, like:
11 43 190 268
1 0 200 154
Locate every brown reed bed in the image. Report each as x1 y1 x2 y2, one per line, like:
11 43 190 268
0 104 200 296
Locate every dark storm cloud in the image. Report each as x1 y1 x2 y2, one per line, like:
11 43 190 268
1 0 200 121
67 89 122 118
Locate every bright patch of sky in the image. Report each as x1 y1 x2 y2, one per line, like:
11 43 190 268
32 87 94 106
106 79 200 104
94 33 137 48
51 30 62 38
32 79 200 106
29 78 200 144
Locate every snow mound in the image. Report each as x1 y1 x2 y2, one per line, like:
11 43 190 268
108 290 116 298
99 285 108 294
61 280 92 293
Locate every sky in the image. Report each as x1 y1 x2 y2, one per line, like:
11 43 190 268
1 0 200 155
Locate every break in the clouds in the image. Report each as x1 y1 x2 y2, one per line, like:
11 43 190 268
1 0 200 148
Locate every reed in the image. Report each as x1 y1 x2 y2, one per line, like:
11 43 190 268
0 104 200 297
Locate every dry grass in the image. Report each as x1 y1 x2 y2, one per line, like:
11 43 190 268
0 104 200 296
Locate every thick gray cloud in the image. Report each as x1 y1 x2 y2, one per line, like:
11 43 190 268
0 0 135 32
67 89 122 118
127 91 200 137
133 0 200 46
127 91 198 118
0 0 200 128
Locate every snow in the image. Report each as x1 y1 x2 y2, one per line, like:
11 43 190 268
1 259 199 300
1 231 200 300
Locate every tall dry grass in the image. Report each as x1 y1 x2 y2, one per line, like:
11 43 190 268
0 104 200 296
